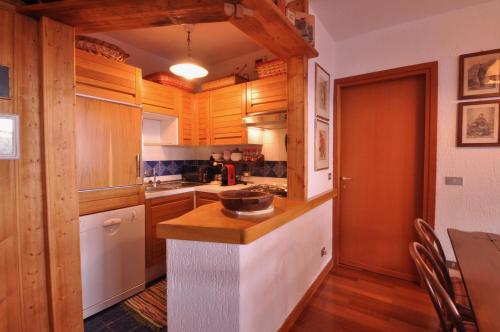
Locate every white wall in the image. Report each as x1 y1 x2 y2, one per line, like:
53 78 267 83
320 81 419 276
306 7 335 198
90 32 172 76
331 0 500 259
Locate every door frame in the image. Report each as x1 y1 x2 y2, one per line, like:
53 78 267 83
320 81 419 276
332 62 438 269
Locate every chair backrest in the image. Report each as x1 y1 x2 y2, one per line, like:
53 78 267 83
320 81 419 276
409 242 466 332
414 218 455 299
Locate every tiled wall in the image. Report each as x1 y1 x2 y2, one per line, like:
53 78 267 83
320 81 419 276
143 160 287 178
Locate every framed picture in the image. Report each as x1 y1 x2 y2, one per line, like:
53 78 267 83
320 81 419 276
459 49 500 99
315 63 330 120
457 100 500 147
0 114 20 159
314 119 329 170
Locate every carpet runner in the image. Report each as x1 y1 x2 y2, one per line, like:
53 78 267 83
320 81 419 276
122 279 167 331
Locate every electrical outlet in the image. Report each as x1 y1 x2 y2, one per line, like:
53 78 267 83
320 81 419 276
328 173 332 180
321 247 327 257
445 177 463 186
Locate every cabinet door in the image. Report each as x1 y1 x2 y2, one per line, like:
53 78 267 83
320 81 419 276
210 84 247 145
179 90 195 145
195 91 210 145
195 191 220 207
142 79 178 116
76 49 141 104
146 193 194 267
246 74 287 114
76 96 142 190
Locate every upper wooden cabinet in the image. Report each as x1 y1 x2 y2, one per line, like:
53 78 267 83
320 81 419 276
210 83 247 145
179 91 195 145
246 74 288 114
76 96 142 190
75 49 142 104
142 79 179 116
195 91 211 146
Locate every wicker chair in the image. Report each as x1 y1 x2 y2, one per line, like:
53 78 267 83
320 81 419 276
414 218 472 318
409 242 477 332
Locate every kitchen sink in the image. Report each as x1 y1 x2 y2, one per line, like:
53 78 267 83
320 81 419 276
144 181 203 192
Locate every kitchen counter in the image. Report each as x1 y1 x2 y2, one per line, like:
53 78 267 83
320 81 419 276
144 177 287 199
156 189 336 244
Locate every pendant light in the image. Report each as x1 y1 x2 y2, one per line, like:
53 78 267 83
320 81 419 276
169 25 208 80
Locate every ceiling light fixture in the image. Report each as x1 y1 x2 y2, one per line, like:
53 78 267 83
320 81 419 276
169 25 208 80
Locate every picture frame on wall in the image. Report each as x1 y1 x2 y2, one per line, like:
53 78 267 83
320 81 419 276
457 100 500 147
459 49 500 99
314 118 329 170
315 63 330 120
0 114 20 160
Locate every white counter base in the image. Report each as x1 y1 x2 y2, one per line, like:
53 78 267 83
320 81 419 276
166 199 333 332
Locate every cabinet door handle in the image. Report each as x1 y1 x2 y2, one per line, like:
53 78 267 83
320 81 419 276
136 153 141 178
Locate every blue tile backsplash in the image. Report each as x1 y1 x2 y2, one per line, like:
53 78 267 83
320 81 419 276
144 160 287 178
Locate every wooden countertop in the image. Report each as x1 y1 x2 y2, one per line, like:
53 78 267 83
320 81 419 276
156 189 337 244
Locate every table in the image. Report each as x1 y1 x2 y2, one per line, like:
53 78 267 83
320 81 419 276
448 229 500 332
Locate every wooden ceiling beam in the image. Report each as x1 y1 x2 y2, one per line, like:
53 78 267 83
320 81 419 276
17 0 230 33
229 0 318 59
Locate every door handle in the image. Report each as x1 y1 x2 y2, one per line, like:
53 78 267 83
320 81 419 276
103 218 122 227
136 153 141 178
341 176 353 181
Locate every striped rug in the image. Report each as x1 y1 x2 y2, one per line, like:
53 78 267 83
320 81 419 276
122 279 167 331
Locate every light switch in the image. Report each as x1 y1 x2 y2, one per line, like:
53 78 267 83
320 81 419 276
445 177 463 186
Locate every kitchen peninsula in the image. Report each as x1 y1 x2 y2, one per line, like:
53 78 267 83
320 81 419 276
157 189 335 332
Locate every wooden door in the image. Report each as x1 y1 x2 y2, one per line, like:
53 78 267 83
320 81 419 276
195 91 210 145
210 83 247 145
76 96 142 190
338 74 427 281
246 74 288 114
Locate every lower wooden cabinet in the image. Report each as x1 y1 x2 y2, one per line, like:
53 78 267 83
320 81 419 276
195 191 220 207
145 192 194 267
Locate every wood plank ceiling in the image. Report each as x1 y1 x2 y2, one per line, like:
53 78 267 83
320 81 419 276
17 0 318 59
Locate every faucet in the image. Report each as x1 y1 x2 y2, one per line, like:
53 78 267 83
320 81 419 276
148 166 160 188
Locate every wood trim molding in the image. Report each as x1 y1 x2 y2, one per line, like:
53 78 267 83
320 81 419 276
332 62 438 266
40 17 84 331
278 259 334 331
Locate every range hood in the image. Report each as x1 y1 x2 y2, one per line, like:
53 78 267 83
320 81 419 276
242 111 287 129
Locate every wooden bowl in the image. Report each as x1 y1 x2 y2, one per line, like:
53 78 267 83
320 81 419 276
218 190 274 212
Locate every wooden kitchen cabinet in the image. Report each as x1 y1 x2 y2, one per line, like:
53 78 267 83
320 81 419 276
146 192 194 267
142 79 179 116
179 90 195 145
210 83 247 145
246 74 288 114
195 91 211 145
75 49 142 105
195 191 220 207
76 96 142 190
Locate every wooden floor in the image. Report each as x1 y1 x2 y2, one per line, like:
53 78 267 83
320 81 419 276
291 266 439 332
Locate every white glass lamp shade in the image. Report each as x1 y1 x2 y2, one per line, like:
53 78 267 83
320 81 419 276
169 62 208 80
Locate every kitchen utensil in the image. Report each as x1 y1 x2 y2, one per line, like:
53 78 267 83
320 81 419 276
218 190 274 212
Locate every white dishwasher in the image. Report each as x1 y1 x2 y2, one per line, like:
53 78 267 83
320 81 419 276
80 204 146 319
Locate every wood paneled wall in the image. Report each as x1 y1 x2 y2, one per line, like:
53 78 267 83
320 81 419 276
40 17 84 331
0 6 50 332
